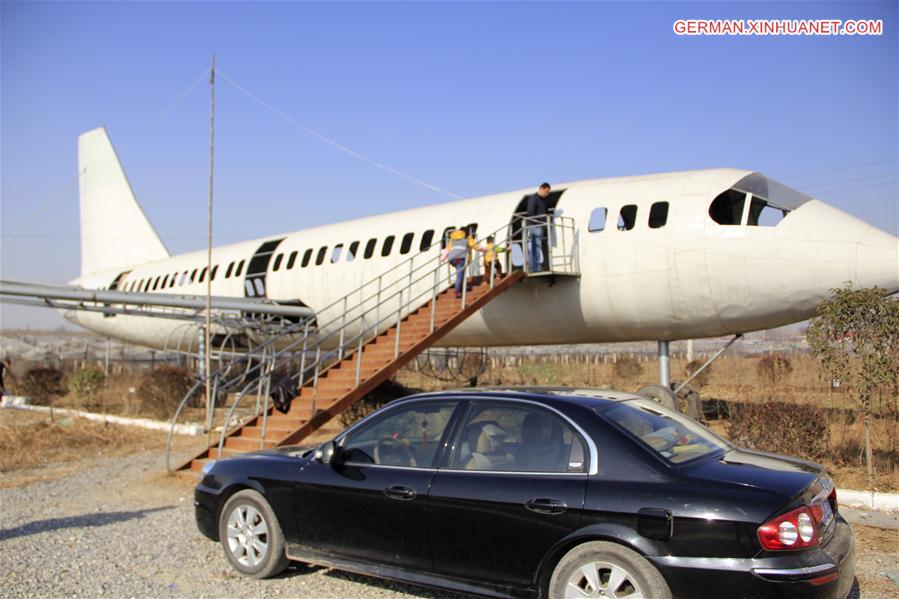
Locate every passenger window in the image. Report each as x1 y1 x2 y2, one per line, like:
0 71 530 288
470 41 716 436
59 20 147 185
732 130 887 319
210 265 218 281
170 274 177 288
649 202 669 229
199 267 207 283
152 276 160 290
709 189 747 225
143 279 152 292
161 275 169 288
190 269 198 283
179 271 188 286
399 232 414 255
364 238 377 259
301 249 313 268
381 235 395 257
347 241 359 262
588 207 607 232
316 246 327 266
272 253 283 271
331 244 343 263
286 251 298 269
341 402 457 468
747 196 787 226
234 260 244 277
451 404 586 473
617 205 637 231
420 229 435 251
225 262 234 278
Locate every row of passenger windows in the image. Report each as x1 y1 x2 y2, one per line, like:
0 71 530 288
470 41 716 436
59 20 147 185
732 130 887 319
121 226 472 293
587 202 669 233
268 225 472 272
123 259 246 294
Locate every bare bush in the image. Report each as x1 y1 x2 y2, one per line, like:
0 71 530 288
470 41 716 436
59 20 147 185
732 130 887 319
69 366 106 400
728 401 828 462
19 367 67 405
757 354 793 388
339 379 421 427
612 355 643 383
135 366 194 420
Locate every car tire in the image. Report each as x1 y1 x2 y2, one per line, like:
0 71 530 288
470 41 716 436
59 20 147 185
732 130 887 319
218 489 289 579
548 541 671 599
636 384 677 411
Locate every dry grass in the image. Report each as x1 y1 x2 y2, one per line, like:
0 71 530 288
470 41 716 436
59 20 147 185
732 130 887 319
0 410 204 487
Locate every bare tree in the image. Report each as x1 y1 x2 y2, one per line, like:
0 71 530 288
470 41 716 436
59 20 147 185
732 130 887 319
806 285 899 483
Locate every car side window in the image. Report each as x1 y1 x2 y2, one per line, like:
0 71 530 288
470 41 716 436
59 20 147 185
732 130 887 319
450 403 587 473
341 402 456 468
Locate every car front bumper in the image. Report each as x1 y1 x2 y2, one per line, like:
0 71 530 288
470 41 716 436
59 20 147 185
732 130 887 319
649 515 855 599
194 485 218 541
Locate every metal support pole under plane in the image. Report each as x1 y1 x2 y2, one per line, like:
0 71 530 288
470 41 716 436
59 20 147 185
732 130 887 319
658 340 671 389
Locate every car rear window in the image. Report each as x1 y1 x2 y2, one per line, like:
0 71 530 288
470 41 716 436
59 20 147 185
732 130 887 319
602 399 730 464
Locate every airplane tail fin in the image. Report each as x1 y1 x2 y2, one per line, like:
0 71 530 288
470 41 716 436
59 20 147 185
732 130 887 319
77 127 169 277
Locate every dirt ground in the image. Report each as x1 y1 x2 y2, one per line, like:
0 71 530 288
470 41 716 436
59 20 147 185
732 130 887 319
1 409 896 598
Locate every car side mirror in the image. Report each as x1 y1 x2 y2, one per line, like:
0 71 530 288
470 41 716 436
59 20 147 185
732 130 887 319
315 441 339 466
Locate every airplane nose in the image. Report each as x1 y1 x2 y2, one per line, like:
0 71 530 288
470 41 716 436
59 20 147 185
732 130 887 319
857 225 899 295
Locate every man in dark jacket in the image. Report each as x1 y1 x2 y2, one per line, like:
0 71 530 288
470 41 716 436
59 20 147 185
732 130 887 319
526 182 551 271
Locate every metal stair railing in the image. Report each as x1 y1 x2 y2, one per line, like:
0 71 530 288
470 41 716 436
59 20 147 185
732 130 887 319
271 214 579 414
169 214 579 470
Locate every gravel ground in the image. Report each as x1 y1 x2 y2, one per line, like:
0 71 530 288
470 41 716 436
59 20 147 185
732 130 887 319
1 451 896 598
0 452 471 598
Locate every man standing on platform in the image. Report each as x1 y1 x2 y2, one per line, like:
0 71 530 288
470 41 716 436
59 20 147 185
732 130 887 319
526 182 551 272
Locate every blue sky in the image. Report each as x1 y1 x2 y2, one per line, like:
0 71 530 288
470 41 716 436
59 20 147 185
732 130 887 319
2 1 897 328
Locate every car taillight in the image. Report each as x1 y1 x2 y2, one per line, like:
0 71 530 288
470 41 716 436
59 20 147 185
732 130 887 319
757 506 820 550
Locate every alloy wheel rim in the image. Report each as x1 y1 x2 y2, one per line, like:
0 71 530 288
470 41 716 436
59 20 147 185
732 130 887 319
565 560 644 599
226 504 269 567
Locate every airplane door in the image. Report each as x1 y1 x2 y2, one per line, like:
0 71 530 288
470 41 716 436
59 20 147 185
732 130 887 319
243 238 285 299
508 189 566 268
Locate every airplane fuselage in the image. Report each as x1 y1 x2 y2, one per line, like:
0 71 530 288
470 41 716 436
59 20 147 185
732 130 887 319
66 167 899 351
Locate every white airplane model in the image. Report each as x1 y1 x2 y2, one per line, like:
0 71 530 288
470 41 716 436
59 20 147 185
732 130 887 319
7 128 899 359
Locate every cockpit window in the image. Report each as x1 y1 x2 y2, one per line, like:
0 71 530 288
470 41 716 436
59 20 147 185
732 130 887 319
748 196 786 226
710 174 806 227
732 173 812 211
709 189 747 225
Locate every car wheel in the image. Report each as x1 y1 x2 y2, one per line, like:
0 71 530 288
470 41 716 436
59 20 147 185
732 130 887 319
548 541 671 599
218 489 289 579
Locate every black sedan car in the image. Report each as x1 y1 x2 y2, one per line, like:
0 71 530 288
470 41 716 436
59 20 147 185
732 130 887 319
195 388 855 599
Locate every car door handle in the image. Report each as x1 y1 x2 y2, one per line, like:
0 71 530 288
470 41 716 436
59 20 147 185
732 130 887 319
525 498 567 515
383 485 417 501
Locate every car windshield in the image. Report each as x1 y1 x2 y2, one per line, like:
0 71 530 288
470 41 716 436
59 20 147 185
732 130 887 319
602 398 731 464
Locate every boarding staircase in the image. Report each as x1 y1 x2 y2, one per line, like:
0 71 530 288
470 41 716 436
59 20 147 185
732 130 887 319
168 215 580 476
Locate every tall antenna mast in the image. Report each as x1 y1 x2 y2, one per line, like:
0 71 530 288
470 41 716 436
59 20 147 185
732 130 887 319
205 53 215 435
